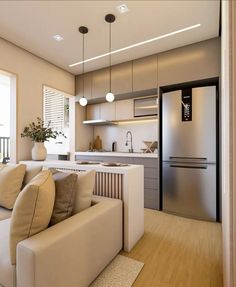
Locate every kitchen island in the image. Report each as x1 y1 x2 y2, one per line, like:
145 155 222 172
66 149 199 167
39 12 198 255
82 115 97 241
21 160 144 252
75 151 159 210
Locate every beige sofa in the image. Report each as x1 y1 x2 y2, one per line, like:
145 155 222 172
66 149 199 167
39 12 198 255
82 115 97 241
0 195 123 287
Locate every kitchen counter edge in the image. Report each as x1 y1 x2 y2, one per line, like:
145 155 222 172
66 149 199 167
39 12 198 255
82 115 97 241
75 151 158 158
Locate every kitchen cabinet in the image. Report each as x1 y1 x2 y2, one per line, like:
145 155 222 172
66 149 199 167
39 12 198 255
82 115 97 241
92 68 109 99
75 154 160 210
75 73 92 100
111 62 132 95
86 104 100 120
157 38 220 87
133 55 158 92
86 102 115 121
115 99 133 121
100 102 116 120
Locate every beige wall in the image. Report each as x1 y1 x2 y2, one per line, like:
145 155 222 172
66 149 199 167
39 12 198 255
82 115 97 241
0 37 75 161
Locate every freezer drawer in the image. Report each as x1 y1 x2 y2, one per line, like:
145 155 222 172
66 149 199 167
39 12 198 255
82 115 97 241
162 162 217 221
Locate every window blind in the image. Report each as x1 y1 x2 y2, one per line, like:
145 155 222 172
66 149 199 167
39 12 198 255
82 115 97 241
43 88 65 131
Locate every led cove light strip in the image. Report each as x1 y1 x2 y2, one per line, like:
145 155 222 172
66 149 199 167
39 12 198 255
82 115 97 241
69 23 201 67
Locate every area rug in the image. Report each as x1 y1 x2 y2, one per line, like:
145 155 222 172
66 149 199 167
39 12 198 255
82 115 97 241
90 255 144 287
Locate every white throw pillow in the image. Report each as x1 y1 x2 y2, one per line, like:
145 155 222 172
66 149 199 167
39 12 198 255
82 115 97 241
9 170 55 265
0 164 26 209
73 170 96 213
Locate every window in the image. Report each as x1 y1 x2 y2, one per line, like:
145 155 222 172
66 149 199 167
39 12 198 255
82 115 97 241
43 86 71 155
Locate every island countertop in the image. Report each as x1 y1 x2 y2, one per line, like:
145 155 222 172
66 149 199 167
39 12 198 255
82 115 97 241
75 151 158 158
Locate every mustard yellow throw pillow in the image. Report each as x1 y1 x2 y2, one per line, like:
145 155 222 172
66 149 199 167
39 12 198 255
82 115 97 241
0 164 26 209
9 170 55 265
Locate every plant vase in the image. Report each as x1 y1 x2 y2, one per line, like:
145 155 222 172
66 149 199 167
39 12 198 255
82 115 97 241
32 142 47 161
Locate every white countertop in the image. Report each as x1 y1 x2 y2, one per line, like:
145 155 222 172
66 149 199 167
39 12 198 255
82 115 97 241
75 151 158 158
20 160 143 174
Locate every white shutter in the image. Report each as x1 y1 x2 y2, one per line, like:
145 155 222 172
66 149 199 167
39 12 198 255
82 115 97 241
43 88 65 131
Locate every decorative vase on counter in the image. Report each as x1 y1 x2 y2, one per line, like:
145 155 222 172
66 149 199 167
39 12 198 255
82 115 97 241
32 142 47 161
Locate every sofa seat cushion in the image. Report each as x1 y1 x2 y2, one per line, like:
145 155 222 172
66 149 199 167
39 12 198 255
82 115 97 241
0 219 15 287
0 207 12 221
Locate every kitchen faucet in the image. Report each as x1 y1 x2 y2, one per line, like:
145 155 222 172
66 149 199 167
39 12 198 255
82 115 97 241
125 131 133 153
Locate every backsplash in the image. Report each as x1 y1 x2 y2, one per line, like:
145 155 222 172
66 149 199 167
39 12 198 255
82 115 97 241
94 120 158 153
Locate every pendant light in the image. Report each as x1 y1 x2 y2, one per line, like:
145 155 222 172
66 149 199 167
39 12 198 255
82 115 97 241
79 26 88 106
105 14 116 103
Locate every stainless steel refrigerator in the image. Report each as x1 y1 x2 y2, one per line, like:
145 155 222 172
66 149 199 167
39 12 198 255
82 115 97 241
161 86 218 221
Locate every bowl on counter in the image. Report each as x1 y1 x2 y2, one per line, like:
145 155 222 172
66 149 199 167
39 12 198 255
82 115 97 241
76 161 101 165
101 162 129 167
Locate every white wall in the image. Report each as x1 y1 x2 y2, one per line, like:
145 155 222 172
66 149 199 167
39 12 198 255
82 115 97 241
0 37 75 161
94 120 158 152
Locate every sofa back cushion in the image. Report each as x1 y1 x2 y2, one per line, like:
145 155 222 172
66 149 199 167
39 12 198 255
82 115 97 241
22 165 43 188
0 164 26 209
9 170 55 265
73 170 96 214
50 171 77 226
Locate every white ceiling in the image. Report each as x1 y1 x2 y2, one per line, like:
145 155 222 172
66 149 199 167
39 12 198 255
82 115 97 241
0 0 220 75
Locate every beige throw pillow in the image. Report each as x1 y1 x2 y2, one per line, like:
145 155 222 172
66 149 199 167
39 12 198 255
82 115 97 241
50 171 77 226
73 170 96 214
0 164 26 209
9 170 55 265
22 165 43 188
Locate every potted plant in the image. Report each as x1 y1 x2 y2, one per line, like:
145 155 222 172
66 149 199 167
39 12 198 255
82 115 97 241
21 117 65 161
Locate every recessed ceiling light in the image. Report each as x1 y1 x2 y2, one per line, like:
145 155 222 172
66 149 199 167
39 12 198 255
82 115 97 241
69 23 201 68
116 4 129 14
52 34 64 42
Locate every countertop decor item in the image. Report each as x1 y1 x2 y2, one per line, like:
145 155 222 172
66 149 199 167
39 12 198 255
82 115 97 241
142 141 158 153
78 26 89 107
21 117 65 161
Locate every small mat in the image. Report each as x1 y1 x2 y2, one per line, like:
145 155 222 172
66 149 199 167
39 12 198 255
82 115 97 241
90 255 144 287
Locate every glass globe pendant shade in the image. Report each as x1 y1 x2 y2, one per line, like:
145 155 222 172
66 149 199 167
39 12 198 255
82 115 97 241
79 96 88 106
106 92 115 103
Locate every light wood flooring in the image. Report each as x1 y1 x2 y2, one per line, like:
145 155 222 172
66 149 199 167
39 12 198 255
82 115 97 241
121 209 223 287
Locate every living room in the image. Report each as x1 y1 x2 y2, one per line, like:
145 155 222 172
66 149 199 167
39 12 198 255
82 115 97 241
0 1 235 287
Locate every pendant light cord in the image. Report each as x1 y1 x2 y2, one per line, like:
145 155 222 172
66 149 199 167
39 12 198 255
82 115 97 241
109 21 111 93
82 32 85 98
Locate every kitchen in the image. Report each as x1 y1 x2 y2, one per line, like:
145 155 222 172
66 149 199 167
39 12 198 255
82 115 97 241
74 37 220 212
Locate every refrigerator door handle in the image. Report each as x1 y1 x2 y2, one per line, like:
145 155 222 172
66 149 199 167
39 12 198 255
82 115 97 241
170 164 208 169
169 156 208 162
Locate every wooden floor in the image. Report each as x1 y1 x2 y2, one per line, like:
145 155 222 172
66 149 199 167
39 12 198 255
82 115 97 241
121 209 223 287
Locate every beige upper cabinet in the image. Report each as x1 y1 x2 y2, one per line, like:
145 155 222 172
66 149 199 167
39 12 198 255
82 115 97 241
157 38 220 87
111 62 132 95
133 55 158 92
100 102 116 120
75 73 92 100
86 104 100 120
115 99 134 121
92 68 109 99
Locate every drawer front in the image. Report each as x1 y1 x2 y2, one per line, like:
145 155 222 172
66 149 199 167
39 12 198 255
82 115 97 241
144 167 158 178
144 178 158 189
144 188 159 210
133 158 158 168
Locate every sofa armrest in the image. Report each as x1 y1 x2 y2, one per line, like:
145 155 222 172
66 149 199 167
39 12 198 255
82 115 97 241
16 196 123 287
